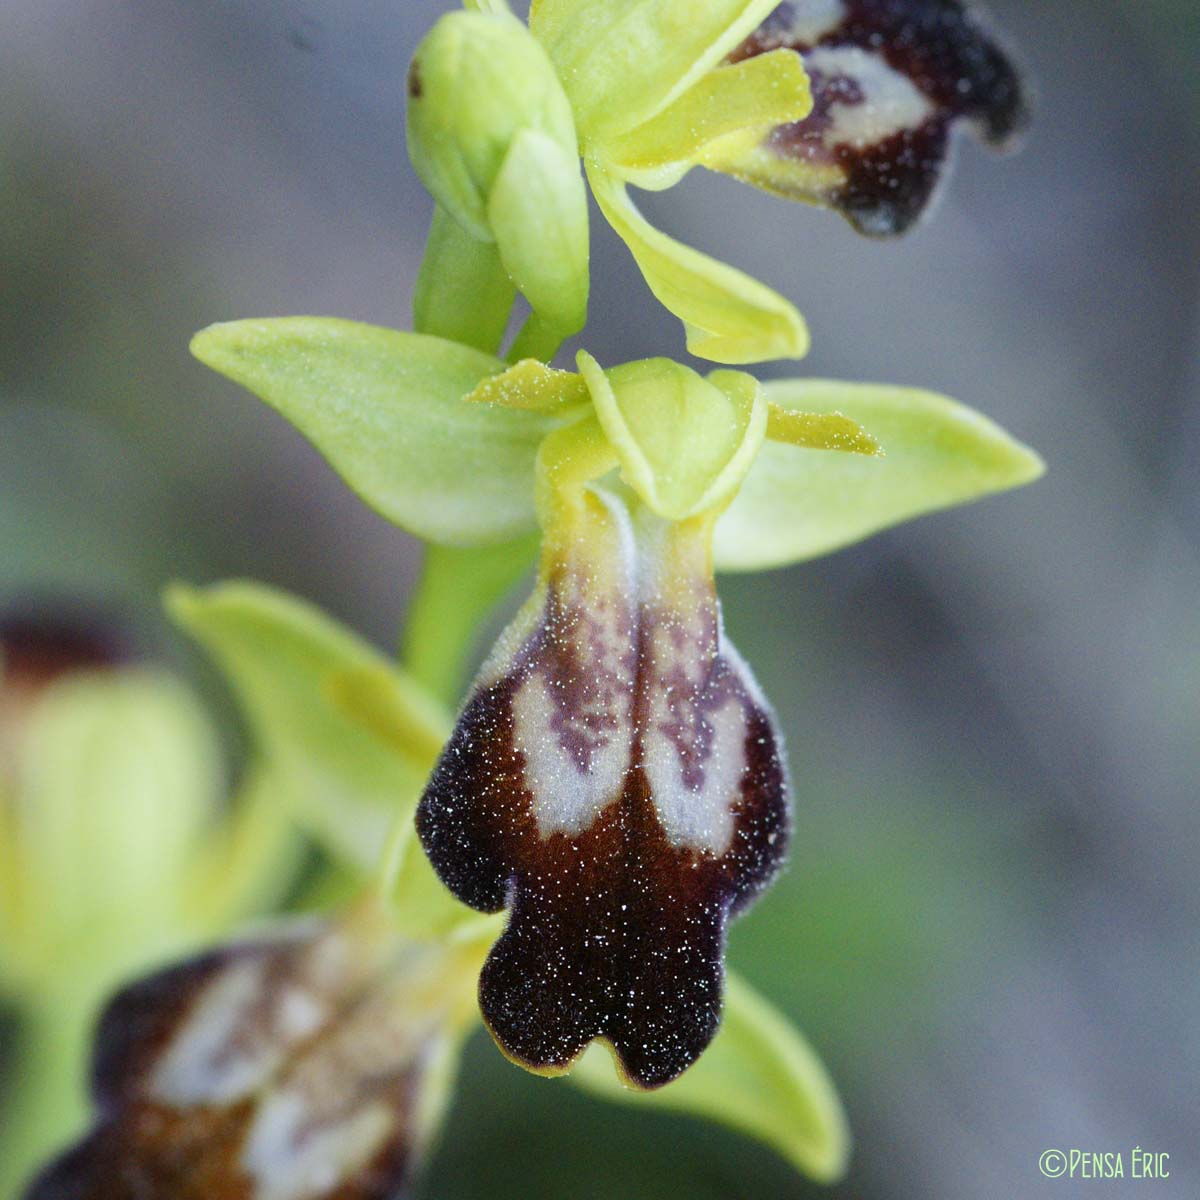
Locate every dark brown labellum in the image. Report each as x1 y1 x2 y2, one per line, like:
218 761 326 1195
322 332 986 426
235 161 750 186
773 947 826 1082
24 910 462 1200
728 0 1030 235
417 500 789 1088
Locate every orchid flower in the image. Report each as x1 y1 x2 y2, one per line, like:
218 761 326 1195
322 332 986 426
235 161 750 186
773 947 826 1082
415 352 883 1086
33 287 1040 1192
28 578 849 1194
717 0 1031 236
0 613 298 1198
408 1 1028 365
186 317 1040 1080
409 0 815 364
25 899 485 1200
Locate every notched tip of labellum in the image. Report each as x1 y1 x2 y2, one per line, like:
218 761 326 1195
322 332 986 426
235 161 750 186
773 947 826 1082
416 500 790 1089
727 0 1031 236
24 907 456 1200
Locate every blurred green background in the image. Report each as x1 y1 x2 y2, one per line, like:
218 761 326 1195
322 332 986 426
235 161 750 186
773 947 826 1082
1 1 1197 1196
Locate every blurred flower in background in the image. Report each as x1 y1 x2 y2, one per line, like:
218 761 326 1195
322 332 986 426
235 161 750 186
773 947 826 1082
1 2 1198 1198
0 611 298 1195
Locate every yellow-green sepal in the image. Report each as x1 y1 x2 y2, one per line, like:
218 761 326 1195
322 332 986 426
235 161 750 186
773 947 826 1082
570 970 849 1183
587 166 809 364
578 351 766 520
166 581 443 870
715 379 1045 571
603 50 813 190
167 581 481 937
530 0 783 144
191 317 552 546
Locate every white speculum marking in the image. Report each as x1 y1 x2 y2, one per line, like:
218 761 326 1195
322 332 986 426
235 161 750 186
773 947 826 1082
240 974 438 1200
641 596 748 858
774 0 847 46
149 958 320 1107
513 495 638 841
512 670 632 838
149 921 372 1108
512 500 752 858
805 45 935 149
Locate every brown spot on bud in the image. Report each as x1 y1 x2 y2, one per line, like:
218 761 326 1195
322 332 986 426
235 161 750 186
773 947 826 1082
407 61 422 100
1 607 132 692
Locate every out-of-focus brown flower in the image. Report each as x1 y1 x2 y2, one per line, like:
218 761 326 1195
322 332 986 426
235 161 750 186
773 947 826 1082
25 900 482 1200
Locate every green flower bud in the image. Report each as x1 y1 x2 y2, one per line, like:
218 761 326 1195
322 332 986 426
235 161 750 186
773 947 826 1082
407 11 589 338
0 617 222 1001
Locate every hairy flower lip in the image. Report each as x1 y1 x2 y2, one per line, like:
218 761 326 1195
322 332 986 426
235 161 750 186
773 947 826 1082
416 480 790 1089
27 903 480 1200
720 0 1032 236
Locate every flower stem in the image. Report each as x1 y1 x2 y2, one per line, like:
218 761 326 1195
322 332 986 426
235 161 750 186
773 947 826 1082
506 311 565 365
412 205 516 355
0 996 95 1198
400 533 539 706
462 0 513 15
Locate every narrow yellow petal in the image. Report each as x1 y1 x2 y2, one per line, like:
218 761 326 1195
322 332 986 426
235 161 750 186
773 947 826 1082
466 358 590 412
766 404 882 456
605 50 812 187
588 165 809 365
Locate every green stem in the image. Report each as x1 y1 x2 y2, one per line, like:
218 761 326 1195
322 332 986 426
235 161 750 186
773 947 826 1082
507 310 566 365
401 534 540 707
412 205 516 354
0 996 95 1199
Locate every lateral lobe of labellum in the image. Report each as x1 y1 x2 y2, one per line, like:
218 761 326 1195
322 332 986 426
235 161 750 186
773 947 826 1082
25 912 456 1200
726 0 1030 235
416 494 790 1089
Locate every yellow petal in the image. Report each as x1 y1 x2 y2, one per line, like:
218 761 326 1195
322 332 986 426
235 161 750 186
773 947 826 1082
531 0 783 143
766 403 882 456
604 49 812 189
466 357 590 412
588 165 809 365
